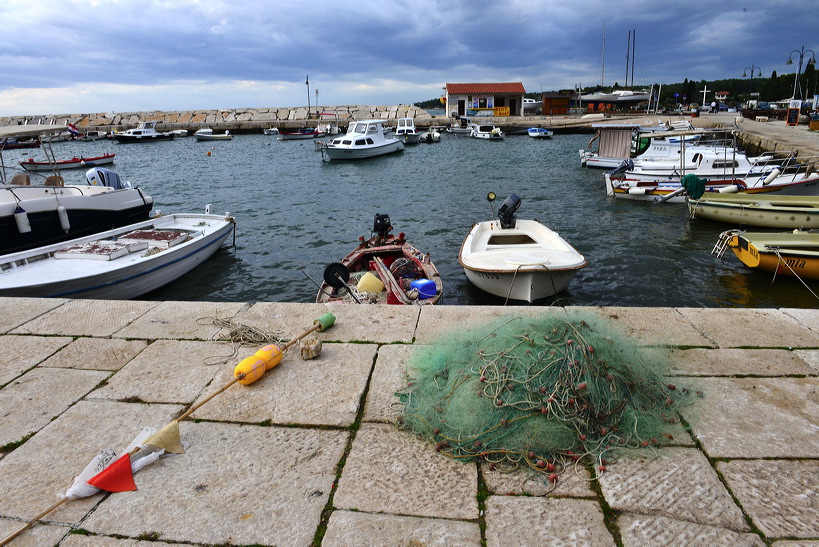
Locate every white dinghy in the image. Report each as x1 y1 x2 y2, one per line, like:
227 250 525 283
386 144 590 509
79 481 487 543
0 210 235 299
459 194 586 303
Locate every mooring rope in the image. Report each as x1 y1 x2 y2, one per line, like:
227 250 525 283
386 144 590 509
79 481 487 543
195 317 287 365
772 249 819 301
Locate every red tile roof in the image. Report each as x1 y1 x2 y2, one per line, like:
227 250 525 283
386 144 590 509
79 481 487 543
446 83 526 94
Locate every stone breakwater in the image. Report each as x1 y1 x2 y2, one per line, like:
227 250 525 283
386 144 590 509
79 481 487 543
0 105 436 134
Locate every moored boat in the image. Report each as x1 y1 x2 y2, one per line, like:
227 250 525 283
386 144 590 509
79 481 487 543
527 127 553 139
278 127 326 140
0 211 236 299
688 194 819 229
315 214 441 304
714 228 819 281
19 153 116 172
320 119 404 160
459 194 587 303
113 120 175 143
394 117 421 144
470 124 504 140
194 128 234 141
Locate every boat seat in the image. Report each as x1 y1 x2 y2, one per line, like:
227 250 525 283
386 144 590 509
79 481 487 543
44 175 64 187
8 173 30 185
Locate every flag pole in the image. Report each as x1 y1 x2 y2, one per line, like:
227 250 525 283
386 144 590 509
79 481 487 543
0 313 336 545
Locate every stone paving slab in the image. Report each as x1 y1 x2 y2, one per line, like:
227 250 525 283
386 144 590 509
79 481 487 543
190 343 377 426
793 350 819 376
482 462 595 498
0 400 184 523
685 377 819 458
718 459 819 539
112 300 247 340
415 305 563 344
39 337 149 371
88 340 231 405
598 447 748 531
0 521 70 547
781 308 819 331
484 496 614 546
571 306 715 347
79 421 348 546
0 367 109 448
11 300 159 337
363 344 413 423
334 423 478 520
323 510 481 546
0 298 66 334
676 308 819 348
670 348 817 376
0 335 72 386
234 301 420 343
618 514 765 546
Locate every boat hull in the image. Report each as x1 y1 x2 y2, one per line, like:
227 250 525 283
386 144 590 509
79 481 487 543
324 140 404 160
20 154 116 172
727 231 819 280
689 194 819 228
0 213 235 298
114 134 174 143
459 219 586 302
0 186 154 255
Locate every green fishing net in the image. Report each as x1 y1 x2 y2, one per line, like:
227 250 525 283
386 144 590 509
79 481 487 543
397 311 700 476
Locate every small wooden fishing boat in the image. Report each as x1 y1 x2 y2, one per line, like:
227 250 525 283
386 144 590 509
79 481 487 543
459 194 586 302
19 153 116 172
0 211 235 299
278 127 326 140
315 214 442 304
527 127 553 139
194 128 234 141
714 229 819 280
689 194 819 229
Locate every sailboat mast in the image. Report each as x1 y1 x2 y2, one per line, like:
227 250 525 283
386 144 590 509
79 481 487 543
631 31 636 87
625 30 630 86
601 20 605 87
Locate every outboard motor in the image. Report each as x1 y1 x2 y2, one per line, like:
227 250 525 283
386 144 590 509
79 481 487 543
85 167 130 190
607 159 634 178
373 213 392 239
497 194 521 229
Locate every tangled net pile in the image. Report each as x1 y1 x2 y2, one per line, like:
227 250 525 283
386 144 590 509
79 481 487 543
397 312 700 478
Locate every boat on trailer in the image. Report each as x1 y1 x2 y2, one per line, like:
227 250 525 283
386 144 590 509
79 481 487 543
315 214 442 304
459 194 587 303
0 211 236 299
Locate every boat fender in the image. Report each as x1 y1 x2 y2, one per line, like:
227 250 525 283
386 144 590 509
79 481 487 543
14 205 31 234
234 344 283 385
719 185 740 193
628 187 648 195
57 204 70 232
762 168 781 186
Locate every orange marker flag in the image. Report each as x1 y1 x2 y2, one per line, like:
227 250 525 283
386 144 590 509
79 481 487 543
86 453 137 493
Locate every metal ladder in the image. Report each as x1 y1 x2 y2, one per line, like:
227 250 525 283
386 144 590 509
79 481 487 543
712 230 740 259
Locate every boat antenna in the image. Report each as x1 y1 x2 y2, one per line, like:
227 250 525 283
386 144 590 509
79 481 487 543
486 192 497 219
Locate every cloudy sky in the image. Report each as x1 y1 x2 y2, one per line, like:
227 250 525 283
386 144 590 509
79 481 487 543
0 0 816 117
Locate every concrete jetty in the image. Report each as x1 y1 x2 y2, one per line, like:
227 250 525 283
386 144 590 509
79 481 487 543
0 298 817 545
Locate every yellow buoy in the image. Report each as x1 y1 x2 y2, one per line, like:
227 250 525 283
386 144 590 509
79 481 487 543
255 344 283 370
234 356 266 385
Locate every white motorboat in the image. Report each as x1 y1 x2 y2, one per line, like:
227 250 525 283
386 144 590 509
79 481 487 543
523 98 541 114
263 127 280 135
470 124 504 140
320 120 404 160
579 122 696 169
420 129 441 143
459 194 587 303
445 117 477 134
1 125 154 256
113 120 175 143
0 211 236 299
394 118 421 144
170 129 189 137
194 128 234 141
527 127 553 139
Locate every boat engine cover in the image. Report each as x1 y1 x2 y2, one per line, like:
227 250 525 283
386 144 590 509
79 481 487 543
498 194 521 229
86 167 126 190
373 213 392 237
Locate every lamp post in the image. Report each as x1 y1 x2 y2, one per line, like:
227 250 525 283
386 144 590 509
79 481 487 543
742 64 762 96
786 45 816 100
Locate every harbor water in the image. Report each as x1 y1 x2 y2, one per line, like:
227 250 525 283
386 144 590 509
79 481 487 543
7 131 818 308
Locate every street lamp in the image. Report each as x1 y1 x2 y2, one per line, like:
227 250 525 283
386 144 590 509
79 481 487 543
786 45 816 100
742 64 762 96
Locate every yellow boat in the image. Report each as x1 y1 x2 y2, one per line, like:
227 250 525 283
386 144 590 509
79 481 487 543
715 229 819 280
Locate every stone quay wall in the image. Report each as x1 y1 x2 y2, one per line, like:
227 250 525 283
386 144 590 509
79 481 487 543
0 105 438 134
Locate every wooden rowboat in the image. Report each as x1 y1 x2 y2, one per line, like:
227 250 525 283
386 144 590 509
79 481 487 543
688 194 819 229
19 153 116 172
316 214 442 304
715 229 819 280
